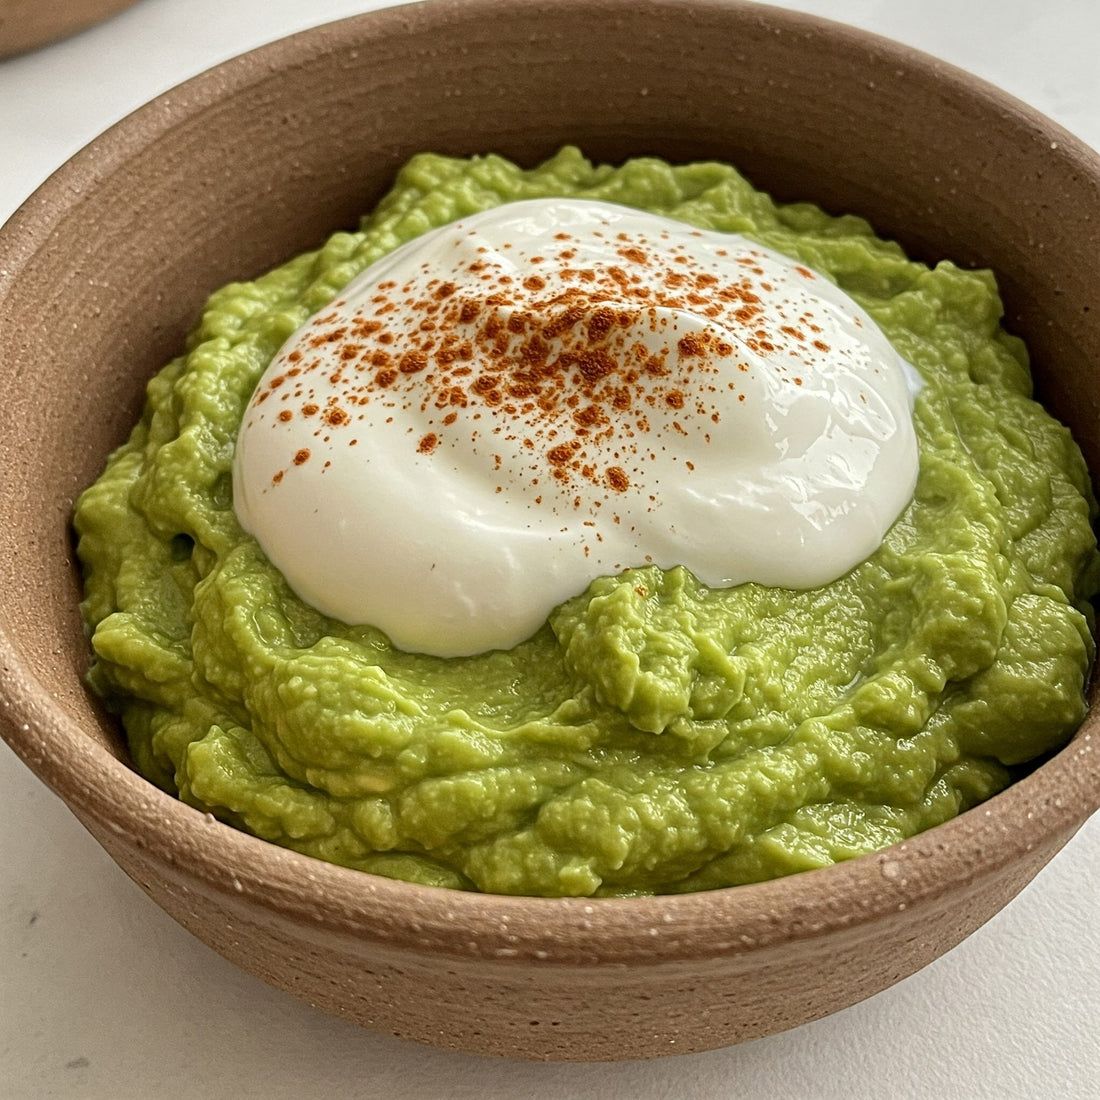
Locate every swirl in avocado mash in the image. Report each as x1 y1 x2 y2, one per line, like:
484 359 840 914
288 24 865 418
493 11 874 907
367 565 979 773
74 148 1100 896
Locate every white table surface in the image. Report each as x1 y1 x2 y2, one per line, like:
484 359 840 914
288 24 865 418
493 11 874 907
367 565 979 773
2 1 1098 1096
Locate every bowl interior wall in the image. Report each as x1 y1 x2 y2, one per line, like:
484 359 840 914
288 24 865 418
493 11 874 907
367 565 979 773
2 0 1098 767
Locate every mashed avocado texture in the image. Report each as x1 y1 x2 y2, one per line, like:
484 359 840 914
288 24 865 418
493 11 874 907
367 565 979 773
75 148 1099 896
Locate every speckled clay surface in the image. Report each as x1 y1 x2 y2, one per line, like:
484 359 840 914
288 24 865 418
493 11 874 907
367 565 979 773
0 0 140 57
1 0 1099 1062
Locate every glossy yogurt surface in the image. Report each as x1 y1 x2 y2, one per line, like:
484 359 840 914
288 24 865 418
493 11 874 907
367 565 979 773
233 199 920 655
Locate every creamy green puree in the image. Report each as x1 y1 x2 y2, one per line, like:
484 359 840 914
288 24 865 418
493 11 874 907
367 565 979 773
75 148 1100 896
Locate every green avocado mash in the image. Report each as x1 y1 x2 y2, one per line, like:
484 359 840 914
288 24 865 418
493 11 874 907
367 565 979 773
74 147 1100 896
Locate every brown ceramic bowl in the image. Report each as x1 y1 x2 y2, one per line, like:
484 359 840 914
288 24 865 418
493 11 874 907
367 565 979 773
0 0 140 58
1 0 1098 1063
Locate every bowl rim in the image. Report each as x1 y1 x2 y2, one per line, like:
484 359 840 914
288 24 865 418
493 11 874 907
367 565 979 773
2 0 1099 966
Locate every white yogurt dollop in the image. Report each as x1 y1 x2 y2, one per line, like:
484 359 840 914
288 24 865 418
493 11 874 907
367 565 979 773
233 199 920 656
